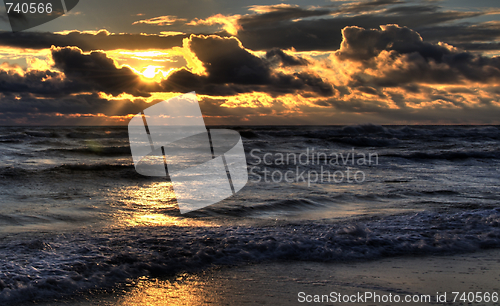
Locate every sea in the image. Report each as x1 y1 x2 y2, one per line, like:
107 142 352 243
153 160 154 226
1 125 500 304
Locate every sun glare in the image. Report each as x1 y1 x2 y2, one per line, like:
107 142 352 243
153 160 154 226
140 65 174 81
142 65 162 78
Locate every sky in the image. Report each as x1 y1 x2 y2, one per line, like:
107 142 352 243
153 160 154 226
0 0 498 125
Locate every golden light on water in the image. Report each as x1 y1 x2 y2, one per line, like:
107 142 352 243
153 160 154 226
115 276 210 306
115 182 213 228
126 212 211 227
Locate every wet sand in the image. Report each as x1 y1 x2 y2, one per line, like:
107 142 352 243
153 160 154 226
33 249 500 306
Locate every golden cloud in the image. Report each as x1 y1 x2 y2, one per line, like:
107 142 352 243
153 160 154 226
133 15 188 26
187 14 242 36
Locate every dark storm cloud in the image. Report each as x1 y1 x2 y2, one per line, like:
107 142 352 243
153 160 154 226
51 47 161 96
0 47 162 97
0 69 68 96
453 42 500 52
265 49 309 66
218 0 485 51
235 10 482 51
199 1 500 53
318 96 500 124
336 24 434 61
0 30 186 51
335 0 406 14
160 35 333 96
0 38 331 98
237 0 404 30
0 62 107 97
237 6 331 30
336 25 500 87
416 22 500 50
0 93 150 116
0 2 494 54
384 4 439 14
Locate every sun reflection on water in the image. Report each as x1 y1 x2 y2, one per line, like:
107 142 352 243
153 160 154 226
115 276 212 306
112 182 213 228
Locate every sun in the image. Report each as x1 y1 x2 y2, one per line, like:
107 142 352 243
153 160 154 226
140 65 174 81
142 65 162 78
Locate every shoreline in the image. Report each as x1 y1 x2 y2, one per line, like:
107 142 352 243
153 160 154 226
30 248 500 306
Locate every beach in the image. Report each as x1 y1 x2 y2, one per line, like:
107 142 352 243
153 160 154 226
31 249 500 305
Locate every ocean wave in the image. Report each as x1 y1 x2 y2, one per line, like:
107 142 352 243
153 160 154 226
252 124 500 145
25 131 60 138
54 163 135 173
0 139 23 144
49 146 132 156
1 208 500 304
383 150 500 161
0 133 28 142
330 136 400 147
1 125 499 150
0 163 139 180
194 198 328 216
65 131 129 140
238 130 260 139
334 125 500 141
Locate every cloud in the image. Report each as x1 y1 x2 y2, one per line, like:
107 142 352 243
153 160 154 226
0 92 156 125
187 4 331 36
182 1 484 51
335 0 406 14
454 42 500 53
160 31 186 36
416 21 500 51
0 93 148 116
160 35 334 97
51 46 161 97
180 24 500 125
0 12 499 125
236 8 483 51
132 15 187 26
195 90 500 125
0 37 331 99
0 2 495 55
335 24 427 61
187 14 242 36
248 4 302 14
238 5 331 30
265 48 309 66
334 24 500 87
0 48 164 98
0 30 186 51
384 4 440 14
0 66 69 96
